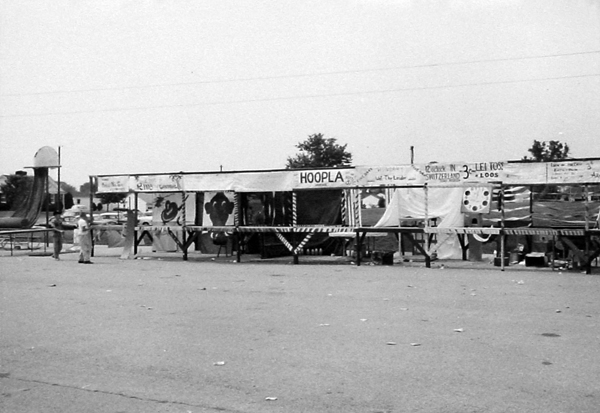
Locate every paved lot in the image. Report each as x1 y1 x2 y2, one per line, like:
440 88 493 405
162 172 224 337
1 251 599 412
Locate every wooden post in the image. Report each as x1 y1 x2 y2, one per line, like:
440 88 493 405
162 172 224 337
182 192 187 261
89 176 95 257
234 192 241 262
396 188 403 255
584 184 591 274
236 231 242 263
500 185 506 271
355 229 362 266
292 228 299 265
57 146 61 211
551 235 555 271
134 193 139 256
45 171 50 247
424 184 429 259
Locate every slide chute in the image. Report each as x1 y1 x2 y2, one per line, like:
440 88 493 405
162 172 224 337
0 167 48 229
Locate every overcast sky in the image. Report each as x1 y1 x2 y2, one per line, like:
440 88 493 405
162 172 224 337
1 0 599 188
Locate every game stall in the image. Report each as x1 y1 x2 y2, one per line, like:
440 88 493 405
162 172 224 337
91 158 600 272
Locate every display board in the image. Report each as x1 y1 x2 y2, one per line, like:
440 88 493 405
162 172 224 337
202 192 235 226
151 193 196 226
461 187 492 213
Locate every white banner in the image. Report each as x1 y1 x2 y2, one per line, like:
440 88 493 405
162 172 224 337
293 168 356 189
352 165 425 187
97 176 129 193
94 159 600 195
546 160 600 184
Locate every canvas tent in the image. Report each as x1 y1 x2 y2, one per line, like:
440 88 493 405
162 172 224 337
375 187 465 259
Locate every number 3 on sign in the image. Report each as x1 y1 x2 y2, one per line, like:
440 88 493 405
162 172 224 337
462 165 470 180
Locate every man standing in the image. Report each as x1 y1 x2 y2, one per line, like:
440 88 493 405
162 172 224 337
49 211 64 260
77 212 93 264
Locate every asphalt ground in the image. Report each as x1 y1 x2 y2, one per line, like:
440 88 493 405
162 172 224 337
1 248 599 413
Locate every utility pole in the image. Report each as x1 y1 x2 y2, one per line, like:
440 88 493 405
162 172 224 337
410 146 414 164
57 146 61 212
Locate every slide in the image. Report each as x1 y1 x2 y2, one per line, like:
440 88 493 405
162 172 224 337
0 167 48 229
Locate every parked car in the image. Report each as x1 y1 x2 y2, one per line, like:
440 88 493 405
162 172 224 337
61 210 80 226
138 212 153 226
94 212 124 225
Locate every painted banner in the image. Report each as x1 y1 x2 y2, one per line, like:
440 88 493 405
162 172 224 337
183 170 295 192
353 162 505 186
151 192 195 226
202 191 235 226
502 160 600 184
293 168 356 189
546 160 600 184
352 165 424 187
97 175 129 193
133 174 183 192
94 159 600 195
417 161 505 184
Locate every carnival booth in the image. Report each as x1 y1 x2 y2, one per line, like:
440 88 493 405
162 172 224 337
91 158 600 272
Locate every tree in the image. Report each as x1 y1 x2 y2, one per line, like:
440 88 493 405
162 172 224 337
286 134 352 169
97 193 127 211
524 140 571 201
0 173 33 209
524 140 570 162
79 181 96 196
61 183 78 195
64 192 74 210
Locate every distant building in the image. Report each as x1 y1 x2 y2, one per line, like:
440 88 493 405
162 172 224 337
362 194 385 209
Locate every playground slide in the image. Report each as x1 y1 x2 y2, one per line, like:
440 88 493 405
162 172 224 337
0 168 48 229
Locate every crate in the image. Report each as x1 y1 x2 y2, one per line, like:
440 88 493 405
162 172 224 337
494 256 509 267
372 251 395 265
525 253 547 267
